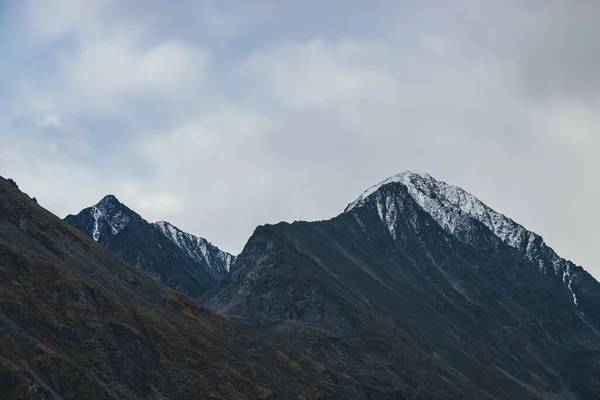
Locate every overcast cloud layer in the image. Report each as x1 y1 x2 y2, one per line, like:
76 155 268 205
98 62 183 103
1 0 599 279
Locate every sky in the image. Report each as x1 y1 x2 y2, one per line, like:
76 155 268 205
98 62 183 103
1 1 599 279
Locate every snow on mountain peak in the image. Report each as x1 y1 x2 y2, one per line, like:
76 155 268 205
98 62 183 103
89 195 131 241
345 171 421 212
154 221 236 273
347 171 529 249
347 171 583 305
99 194 120 205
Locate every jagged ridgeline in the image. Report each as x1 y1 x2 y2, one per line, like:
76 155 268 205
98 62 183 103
14 171 600 399
64 195 235 298
0 176 361 399
203 171 600 400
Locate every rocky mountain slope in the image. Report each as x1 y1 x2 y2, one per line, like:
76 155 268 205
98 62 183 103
204 171 600 399
154 220 235 278
65 196 234 297
0 176 361 399
346 172 592 309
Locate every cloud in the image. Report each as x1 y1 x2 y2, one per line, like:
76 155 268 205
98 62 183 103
133 109 284 245
12 35 209 121
243 39 394 109
0 145 106 213
138 194 183 216
2 0 600 280
63 36 209 114
464 0 600 104
22 0 114 42
421 35 450 52
39 115 62 128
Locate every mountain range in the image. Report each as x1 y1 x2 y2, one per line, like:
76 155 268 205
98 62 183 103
0 176 356 399
64 195 235 298
2 171 600 399
204 171 600 399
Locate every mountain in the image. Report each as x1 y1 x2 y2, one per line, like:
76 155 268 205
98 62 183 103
154 220 235 278
0 176 361 399
345 172 593 310
65 195 234 297
204 171 600 399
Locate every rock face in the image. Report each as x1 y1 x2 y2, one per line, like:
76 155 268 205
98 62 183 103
0 176 360 399
204 172 600 399
6 170 600 399
346 172 591 309
154 220 235 279
65 196 235 297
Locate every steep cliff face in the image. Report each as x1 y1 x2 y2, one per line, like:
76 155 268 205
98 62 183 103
204 173 600 399
65 196 235 297
0 176 359 400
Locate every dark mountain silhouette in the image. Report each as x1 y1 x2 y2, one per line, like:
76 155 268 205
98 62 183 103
203 171 600 399
0 176 362 399
65 195 234 298
9 170 600 399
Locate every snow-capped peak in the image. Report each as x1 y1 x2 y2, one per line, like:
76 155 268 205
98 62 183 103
346 171 429 213
346 171 582 305
98 194 120 206
346 171 532 248
89 195 131 241
153 221 236 273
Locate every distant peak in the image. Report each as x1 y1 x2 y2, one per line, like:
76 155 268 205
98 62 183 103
345 170 584 306
154 220 186 237
153 221 236 273
80 194 136 242
345 171 433 212
98 194 121 206
155 220 193 240
155 220 175 229
153 221 210 247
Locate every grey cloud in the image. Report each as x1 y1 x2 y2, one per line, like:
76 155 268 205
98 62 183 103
464 1 600 103
1 1 599 280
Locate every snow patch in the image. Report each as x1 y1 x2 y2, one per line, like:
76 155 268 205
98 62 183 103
154 221 236 273
92 207 102 241
89 196 131 242
347 171 582 306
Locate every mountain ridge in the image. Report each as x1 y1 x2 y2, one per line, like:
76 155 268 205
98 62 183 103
347 171 592 308
64 195 235 297
154 220 236 275
204 171 600 399
0 175 359 399
60 171 600 398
